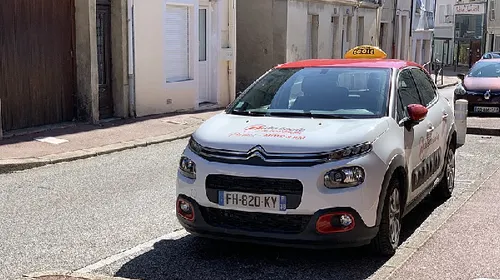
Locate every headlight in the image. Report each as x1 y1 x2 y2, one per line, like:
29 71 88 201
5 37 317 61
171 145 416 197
454 83 466 95
188 137 203 154
324 166 365 188
179 156 196 179
326 143 372 161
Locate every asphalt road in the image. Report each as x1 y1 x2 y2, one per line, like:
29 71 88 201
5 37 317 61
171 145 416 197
0 86 495 280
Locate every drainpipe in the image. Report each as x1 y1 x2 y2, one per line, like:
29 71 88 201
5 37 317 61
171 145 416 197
0 98 3 140
408 0 414 61
127 0 136 117
227 0 236 104
392 0 398 58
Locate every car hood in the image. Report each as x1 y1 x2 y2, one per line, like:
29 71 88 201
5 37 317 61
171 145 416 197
464 77 500 91
191 112 390 153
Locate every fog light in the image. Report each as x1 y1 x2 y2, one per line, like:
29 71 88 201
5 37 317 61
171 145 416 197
324 166 365 188
339 214 353 227
176 198 195 221
316 212 355 234
179 156 196 179
179 201 191 213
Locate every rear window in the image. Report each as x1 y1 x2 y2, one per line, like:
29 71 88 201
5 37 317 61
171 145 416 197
228 67 392 118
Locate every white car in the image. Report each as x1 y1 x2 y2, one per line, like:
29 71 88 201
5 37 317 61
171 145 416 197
175 46 463 256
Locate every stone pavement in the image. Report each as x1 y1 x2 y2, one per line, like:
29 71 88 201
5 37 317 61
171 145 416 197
385 165 500 280
0 108 223 174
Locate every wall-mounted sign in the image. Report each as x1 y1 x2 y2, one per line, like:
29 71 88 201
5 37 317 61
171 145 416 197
455 3 485 15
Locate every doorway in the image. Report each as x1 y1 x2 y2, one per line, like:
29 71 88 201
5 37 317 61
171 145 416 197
96 0 114 119
470 40 482 65
198 6 212 105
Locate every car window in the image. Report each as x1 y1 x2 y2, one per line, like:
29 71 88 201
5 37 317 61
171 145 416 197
229 67 392 118
410 68 437 107
397 69 422 108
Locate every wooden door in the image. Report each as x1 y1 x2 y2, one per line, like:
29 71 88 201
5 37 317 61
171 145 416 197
0 0 76 131
470 40 482 66
96 1 114 119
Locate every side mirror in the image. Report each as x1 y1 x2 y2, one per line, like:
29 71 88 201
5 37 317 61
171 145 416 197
457 73 465 81
407 104 428 123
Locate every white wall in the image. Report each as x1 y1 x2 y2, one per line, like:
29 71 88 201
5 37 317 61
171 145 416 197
286 0 379 62
132 0 235 117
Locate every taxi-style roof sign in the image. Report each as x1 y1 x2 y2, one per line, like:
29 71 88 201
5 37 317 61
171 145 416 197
344 45 387 59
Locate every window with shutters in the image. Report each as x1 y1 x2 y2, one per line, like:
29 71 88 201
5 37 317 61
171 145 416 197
165 4 190 83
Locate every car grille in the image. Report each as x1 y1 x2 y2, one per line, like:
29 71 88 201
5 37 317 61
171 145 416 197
205 174 303 209
200 206 311 234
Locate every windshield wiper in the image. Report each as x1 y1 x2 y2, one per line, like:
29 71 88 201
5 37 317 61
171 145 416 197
267 111 350 119
230 110 267 116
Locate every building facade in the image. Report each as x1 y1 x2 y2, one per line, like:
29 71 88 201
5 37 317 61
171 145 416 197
0 0 129 135
236 0 382 92
453 1 487 68
486 0 500 52
433 0 455 66
410 0 436 65
380 0 412 60
128 0 237 117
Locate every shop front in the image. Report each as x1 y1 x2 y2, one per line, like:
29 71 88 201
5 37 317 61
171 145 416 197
453 2 487 69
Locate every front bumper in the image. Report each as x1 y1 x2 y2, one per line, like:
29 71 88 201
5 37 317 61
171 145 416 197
176 195 379 249
459 94 500 115
175 146 388 247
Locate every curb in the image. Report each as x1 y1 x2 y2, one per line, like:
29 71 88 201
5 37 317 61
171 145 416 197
0 126 197 175
437 81 458 89
368 166 500 280
19 270 136 280
467 127 500 136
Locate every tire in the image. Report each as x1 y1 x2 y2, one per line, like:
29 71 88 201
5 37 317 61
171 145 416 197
371 177 402 256
432 143 456 200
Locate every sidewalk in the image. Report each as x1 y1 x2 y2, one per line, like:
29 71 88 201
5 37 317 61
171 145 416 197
386 167 500 280
430 66 461 89
0 109 223 174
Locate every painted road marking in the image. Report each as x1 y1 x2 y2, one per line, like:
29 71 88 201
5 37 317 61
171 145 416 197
35 136 69 145
76 229 188 273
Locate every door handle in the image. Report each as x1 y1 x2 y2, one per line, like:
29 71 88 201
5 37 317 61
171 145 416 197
427 124 435 133
442 113 449 120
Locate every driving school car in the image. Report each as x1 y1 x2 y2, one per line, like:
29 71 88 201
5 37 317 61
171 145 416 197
175 45 464 256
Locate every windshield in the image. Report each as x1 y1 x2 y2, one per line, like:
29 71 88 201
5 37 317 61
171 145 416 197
468 61 500 78
228 67 392 118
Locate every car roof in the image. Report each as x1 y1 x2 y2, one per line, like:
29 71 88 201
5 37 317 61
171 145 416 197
275 59 422 70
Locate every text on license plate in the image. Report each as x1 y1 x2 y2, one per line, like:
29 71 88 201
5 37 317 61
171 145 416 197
474 106 500 113
218 191 286 211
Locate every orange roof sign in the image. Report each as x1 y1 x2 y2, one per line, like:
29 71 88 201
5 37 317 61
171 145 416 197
344 45 388 59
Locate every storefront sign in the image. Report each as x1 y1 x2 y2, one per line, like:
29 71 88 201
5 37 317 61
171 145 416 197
455 3 485 15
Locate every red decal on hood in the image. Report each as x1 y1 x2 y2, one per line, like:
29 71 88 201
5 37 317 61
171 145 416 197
244 124 306 135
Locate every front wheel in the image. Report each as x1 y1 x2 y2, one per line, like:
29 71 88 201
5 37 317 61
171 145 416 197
432 144 456 200
371 177 402 256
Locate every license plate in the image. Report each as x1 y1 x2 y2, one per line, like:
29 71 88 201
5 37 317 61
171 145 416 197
218 191 287 212
474 106 500 113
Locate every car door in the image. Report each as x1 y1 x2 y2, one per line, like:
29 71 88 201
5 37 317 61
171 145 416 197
410 68 449 189
395 68 429 203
